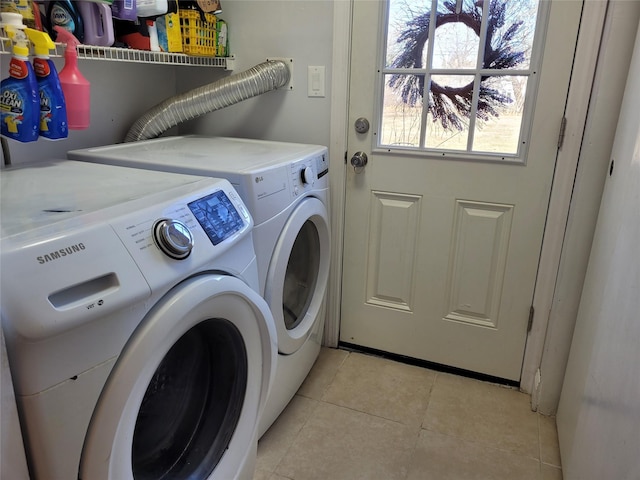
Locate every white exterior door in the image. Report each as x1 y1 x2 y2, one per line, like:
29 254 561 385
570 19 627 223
340 0 583 381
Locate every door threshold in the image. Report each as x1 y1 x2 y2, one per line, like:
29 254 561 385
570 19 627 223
338 342 520 389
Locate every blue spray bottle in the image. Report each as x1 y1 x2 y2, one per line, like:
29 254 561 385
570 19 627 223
0 25 40 143
26 28 69 140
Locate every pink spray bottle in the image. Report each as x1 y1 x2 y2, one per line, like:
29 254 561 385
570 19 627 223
54 26 90 129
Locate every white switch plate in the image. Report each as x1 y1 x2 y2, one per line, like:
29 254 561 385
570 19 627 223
307 66 325 97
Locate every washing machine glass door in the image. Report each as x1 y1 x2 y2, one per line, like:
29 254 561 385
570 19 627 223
79 274 276 480
265 197 330 354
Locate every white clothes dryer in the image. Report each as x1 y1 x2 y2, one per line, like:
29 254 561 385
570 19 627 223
69 136 331 437
0 160 277 480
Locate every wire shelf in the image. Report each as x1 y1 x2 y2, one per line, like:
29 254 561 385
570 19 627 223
76 45 234 68
0 35 235 69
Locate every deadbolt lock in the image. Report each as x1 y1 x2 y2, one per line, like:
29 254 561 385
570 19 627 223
354 117 370 134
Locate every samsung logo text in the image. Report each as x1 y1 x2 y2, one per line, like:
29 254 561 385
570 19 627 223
37 243 86 264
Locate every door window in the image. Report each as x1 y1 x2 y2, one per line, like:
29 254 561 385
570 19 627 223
380 0 543 159
131 319 247 480
283 220 320 330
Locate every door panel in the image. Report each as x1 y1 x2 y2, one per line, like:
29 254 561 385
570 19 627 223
366 191 421 311
445 200 513 329
340 0 583 381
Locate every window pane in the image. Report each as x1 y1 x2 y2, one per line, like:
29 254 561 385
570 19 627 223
486 0 540 70
426 74 474 150
433 0 479 70
385 0 417 68
425 111 469 150
472 76 527 154
381 74 424 147
386 0 431 69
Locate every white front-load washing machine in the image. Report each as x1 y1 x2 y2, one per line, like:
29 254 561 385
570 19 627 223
0 160 277 480
69 136 331 437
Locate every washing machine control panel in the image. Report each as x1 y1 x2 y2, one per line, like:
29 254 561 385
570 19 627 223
153 219 194 259
188 189 246 246
149 189 249 260
110 180 253 292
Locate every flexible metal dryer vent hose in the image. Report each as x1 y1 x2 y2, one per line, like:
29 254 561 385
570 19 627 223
125 60 290 142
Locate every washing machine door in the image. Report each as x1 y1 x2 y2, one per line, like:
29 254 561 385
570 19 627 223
264 196 331 354
79 274 276 480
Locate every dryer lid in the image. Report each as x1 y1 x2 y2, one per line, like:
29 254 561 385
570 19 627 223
68 135 327 174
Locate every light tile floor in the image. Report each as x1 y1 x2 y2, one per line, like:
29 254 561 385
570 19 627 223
255 347 563 480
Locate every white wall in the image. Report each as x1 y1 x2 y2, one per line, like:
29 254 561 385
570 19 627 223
556 17 640 479
1 60 178 165
176 0 334 147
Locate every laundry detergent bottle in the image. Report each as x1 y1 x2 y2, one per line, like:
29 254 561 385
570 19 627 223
55 26 90 130
0 25 40 142
77 1 114 46
26 28 68 140
46 0 84 42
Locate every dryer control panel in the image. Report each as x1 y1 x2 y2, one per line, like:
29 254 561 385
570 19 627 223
291 152 329 196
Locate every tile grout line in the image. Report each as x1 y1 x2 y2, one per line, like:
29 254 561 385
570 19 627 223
268 395 322 478
268 350 352 478
423 373 544 466
317 354 438 430
537 413 543 479
419 370 438 430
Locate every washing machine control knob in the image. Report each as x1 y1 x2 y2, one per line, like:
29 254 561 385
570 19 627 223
301 166 315 185
153 219 194 260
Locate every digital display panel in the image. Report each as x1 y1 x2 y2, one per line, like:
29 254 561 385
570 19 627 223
188 191 245 245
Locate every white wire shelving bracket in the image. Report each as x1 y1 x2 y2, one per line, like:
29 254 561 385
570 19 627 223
0 35 235 70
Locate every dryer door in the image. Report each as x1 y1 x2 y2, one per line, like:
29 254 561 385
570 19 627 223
79 274 276 480
264 197 331 354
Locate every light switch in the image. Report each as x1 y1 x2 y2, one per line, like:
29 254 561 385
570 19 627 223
308 66 325 97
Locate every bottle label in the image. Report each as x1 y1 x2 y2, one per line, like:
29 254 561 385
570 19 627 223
51 4 77 30
34 59 51 78
1 86 39 142
39 89 51 127
1 89 23 114
9 58 30 80
38 81 68 139
1 59 40 142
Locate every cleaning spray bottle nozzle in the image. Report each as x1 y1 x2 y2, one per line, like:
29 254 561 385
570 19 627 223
4 25 30 58
53 26 81 57
25 29 56 56
53 25 90 130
